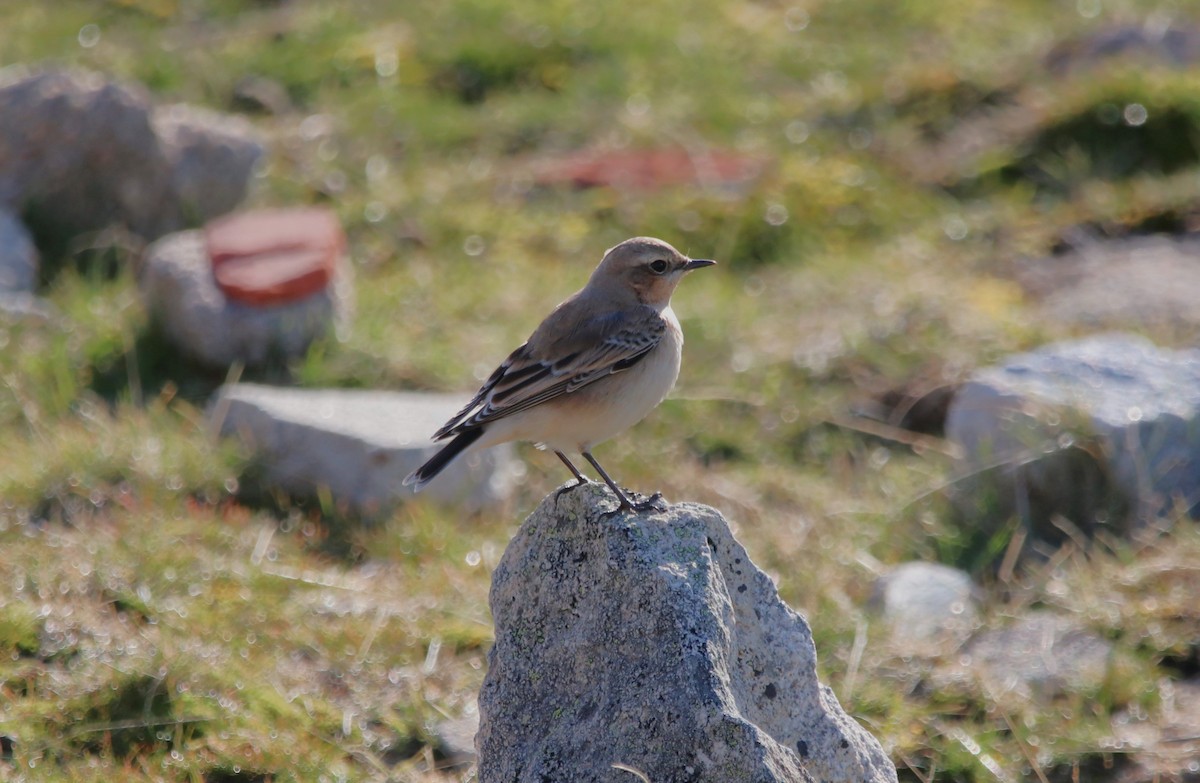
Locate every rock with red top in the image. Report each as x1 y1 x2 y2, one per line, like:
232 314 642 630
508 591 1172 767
139 207 353 368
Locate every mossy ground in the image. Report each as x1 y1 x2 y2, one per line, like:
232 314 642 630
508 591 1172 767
2 0 1200 780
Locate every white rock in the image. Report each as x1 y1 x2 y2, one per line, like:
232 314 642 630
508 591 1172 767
870 562 979 654
139 230 352 368
946 334 1200 530
208 383 517 515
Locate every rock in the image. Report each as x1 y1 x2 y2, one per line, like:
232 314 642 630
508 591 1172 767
138 223 351 368
946 334 1200 536
1015 235 1200 336
204 207 343 305
948 613 1113 702
478 486 897 783
1045 23 1200 74
0 209 38 292
208 383 517 515
231 75 293 115
152 103 264 228
0 292 56 322
869 562 979 655
432 708 480 770
0 67 262 242
0 67 174 238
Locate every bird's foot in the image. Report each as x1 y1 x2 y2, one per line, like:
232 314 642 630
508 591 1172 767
554 476 591 501
631 491 667 513
600 490 666 519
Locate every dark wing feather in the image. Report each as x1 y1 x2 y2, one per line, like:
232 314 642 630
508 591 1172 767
431 306 666 440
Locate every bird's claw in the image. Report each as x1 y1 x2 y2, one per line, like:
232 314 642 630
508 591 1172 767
600 490 666 519
632 491 667 513
554 477 591 500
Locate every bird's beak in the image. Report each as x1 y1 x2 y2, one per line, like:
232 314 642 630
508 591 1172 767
683 258 717 271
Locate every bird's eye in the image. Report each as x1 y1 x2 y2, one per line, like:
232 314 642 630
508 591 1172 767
648 259 669 274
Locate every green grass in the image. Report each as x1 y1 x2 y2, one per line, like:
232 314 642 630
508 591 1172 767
2 0 1200 780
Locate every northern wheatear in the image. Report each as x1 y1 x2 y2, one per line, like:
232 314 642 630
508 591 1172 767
403 237 715 513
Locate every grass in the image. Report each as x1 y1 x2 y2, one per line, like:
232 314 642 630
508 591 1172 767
2 0 1200 780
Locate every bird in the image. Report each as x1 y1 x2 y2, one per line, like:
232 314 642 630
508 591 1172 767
403 236 715 513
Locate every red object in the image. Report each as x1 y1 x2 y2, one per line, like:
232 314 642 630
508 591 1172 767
205 208 345 305
533 147 763 191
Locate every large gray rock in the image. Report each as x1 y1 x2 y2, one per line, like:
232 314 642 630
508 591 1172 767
139 230 352 368
946 334 1200 534
208 383 517 515
478 486 897 783
0 208 38 292
0 67 262 241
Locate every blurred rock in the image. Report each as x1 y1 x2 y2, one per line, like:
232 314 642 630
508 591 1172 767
231 75 292 115
153 103 264 227
1016 235 1200 336
0 208 37 291
139 211 352 368
870 562 979 655
432 708 479 770
948 613 1113 701
205 207 344 305
208 383 517 515
0 66 262 243
946 334 1200 537
478 486 897 783
1045 22 1200 74
0 292 56 322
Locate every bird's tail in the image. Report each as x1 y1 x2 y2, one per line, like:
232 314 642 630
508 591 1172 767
403 428 485 492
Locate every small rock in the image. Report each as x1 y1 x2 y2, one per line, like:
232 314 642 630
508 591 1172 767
208 383 517 515
0 292 57 322
231 75 293 115
1016 235 1200 336
946 334 1200 536
1045 23 1200 74
949 613 1113 701
870 562 979 654
0 209 38 292
153 103 264 228
432 708 479 770
204 207 342 305
138 220 351 368
478 486 897 783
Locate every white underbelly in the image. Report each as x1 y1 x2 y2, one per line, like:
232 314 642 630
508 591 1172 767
478 307 684 453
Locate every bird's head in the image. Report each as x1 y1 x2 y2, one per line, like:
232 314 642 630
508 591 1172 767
591 236 716 308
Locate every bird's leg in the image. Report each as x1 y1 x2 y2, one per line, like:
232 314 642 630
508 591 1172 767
581 451 665 514
554 451 591 499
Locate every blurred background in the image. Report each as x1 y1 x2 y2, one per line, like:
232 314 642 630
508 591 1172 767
2 0 1200 780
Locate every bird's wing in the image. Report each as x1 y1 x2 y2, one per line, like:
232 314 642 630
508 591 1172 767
432 306 666 439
